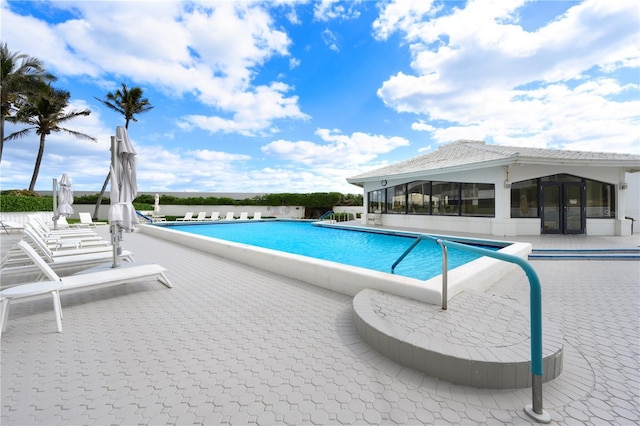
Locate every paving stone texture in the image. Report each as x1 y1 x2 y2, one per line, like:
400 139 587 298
1 226 639 425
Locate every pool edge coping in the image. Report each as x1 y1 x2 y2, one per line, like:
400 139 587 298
139 221 532 305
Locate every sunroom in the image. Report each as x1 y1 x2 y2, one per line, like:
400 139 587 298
347 140 640 236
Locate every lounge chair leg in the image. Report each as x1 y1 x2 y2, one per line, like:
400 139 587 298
1 299 10 333
51 290 63 332
158 272 173 288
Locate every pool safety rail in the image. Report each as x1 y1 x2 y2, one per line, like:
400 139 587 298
318 211 352 223
136 211 153 223
391 235 551 423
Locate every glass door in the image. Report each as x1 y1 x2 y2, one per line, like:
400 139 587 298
540 182 585 234
564 182 585 234
541 183 561 234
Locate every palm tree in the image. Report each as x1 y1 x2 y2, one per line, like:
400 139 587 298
95 83 154 129
1 41 56 163
92 83 154 219
5 85 96 191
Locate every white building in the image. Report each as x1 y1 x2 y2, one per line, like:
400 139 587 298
347 140 640 236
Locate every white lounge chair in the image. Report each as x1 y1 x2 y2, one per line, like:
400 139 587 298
24 224 108 250
210 212 220 221
1 280 63 333
53 216 71 228
252 212 262 220
0 241 171 334
176 212 194 221
366 212 382 225
239 212 248 220
225 212 235 220
195 212 207 221
2 236 134 286
78 212 99 228
21 228 114 258
57 216 83 229
0 220 24 234
151 214 166 222
28 216 99 238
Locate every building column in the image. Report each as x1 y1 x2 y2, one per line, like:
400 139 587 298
491 178 517 236
616 169 631 236
361 188 369 224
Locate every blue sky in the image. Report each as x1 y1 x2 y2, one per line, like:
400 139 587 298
1 0 638 194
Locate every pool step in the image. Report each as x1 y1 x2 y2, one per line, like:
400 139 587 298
529 248 640 260
353 289 564 389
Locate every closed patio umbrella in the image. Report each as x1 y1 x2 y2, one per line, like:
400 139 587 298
57 173 74 217
154 193 160 215
108 126 138 267
52 174 74 230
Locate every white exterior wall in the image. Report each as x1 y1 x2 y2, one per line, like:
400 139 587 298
357 163 639 236
71 205 305 220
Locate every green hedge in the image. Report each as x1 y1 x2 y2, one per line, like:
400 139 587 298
73 192 362 207
0 194 153 213
0 195 54 212
1 192 363 214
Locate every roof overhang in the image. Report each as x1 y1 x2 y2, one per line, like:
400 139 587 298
347 156 640 188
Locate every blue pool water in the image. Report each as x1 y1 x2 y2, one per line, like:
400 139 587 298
164 221 500 281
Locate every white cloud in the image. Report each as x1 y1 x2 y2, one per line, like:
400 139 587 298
314 0 362 22
321 29 340 52
132 145 254 192
178 82 309 136
372 0 438 41
289 57 301 69
376 0 640 152
261 128 410 166
1 1 306 138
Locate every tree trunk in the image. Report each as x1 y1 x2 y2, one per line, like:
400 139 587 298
0 116 5 164
28 133 47 191
93 171 111 220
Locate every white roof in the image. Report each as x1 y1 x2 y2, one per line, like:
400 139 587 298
348 140 640 186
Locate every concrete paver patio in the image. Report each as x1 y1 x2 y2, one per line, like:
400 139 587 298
1 226 639 425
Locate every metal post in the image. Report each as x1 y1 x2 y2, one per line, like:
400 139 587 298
110 135 120 268
439 240 448 310
52 178 58 230
436 239 551 423
525 374 550 423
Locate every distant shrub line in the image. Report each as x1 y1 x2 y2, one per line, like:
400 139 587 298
0 192 363 213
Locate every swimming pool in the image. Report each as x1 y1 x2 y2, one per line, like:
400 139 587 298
161 221 497 281
140 220 532 304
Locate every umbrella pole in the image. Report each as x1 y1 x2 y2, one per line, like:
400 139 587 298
110 135 121 268
52 178 58 230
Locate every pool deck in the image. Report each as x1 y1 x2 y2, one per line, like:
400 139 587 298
1 223 639 425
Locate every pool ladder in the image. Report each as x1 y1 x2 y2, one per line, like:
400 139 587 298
319 210 352 223
391 235 550 423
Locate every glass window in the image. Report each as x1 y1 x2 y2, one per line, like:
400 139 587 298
586 180 615 218
407 181 431 214
461 183 495 217
541 174 582 183
386 184 406 214
432 182 460 215
511 179 539 218
368 189 385 213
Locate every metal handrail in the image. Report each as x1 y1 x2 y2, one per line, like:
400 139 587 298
136 211 153 223
319 210 334 219
391 235 434 273
390 235 550 423
391 235 448 310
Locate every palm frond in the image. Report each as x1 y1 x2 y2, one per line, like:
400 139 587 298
3 127 36 141
57 127 98 141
